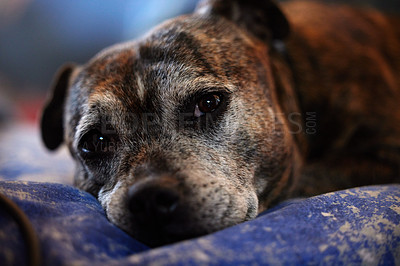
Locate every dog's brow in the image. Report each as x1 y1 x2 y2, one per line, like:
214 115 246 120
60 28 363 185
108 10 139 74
171 77 235 101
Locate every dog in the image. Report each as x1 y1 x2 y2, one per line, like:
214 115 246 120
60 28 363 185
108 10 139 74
40 0 400 246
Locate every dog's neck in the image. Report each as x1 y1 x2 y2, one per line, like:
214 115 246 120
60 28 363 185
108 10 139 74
270 40 308 157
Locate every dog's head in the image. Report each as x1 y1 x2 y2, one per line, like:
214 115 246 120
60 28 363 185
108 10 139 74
41 0 299 246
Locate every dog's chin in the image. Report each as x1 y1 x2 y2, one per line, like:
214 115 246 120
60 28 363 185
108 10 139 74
114 203 209 247
129 224 206 247
126 211 210 247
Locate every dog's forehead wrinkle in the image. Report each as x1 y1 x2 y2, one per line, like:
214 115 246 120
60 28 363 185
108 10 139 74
138 43 215 78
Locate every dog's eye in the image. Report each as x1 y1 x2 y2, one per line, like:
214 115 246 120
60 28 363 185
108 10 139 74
194 93 222 117
78 129 117 156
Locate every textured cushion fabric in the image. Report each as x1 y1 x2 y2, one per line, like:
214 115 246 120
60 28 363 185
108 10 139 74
0 181 149 265
0 124 400 265
0 181 399 265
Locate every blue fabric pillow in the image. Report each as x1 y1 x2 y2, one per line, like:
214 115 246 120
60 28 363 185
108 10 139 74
1 181 399 265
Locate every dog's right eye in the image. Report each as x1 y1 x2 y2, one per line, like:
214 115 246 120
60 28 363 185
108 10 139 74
194 93 222 118
78 129 118 157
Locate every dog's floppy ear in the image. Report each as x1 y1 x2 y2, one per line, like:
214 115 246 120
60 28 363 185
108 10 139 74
195 0 289 41
41 64 75 151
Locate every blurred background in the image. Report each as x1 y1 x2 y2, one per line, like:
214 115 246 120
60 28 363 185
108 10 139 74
0 0 198 125
0 0 399 127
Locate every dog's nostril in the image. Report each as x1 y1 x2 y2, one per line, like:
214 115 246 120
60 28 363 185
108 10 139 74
128 185 180 219
154 189 179 214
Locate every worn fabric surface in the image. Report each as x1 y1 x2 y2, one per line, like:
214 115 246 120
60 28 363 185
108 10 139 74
0 182 399 265
0 124 399 265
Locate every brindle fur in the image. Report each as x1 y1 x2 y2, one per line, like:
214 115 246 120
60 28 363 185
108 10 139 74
41 0 400 246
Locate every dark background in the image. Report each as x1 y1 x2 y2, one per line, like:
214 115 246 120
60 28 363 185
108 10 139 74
0 0 399 124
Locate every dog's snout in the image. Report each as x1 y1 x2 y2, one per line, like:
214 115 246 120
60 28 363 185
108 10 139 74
128 181 180 221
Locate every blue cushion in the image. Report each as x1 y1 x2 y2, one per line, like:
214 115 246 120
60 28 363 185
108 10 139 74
1 181 399 265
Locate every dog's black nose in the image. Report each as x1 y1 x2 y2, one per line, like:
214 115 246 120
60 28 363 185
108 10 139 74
127 178 205 247
128 181 180 221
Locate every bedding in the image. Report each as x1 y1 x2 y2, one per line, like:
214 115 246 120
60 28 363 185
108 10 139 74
1 124 399 265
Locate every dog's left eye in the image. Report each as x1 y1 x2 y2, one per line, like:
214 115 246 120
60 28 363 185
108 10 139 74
78 129 118 157
194 93 222 117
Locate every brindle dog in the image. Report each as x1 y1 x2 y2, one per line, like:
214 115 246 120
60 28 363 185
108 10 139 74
41 0 400 246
